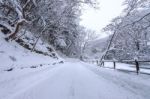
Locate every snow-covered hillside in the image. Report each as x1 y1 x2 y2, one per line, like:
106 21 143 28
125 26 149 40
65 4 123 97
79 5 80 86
0 31 59 70
84 37 108 59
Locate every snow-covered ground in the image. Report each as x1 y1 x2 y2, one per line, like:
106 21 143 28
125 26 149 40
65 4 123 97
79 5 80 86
0 32 59 70
87 60 150 74
100 62 150 74
1 30 150 99
0 61 150 99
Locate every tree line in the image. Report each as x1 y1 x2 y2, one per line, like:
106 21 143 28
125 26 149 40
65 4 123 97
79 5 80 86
101 0 150 61
0 0 97 57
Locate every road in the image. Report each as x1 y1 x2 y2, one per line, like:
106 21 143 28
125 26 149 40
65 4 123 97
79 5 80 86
1 62 150 99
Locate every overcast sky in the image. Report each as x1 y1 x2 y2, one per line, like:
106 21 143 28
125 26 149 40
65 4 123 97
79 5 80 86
80 0 125 37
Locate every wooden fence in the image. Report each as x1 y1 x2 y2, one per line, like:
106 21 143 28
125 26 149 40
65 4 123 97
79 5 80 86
86 60 150 75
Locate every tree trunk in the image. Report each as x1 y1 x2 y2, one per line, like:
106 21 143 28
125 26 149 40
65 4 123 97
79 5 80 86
7 20 25 40
31 35 41 52
31 28 46 52
99 30 117 66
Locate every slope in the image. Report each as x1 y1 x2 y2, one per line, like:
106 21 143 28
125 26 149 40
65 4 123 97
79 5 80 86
0 30 59 70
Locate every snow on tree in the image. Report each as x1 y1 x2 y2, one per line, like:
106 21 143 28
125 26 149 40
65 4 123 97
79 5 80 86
0 0 98 57
101 0 150 61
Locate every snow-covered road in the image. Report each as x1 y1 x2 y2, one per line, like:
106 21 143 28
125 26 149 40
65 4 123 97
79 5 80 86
1 62 150 99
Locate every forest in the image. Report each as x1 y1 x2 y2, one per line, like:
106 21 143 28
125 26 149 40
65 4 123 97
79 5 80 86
1 0 150 62
0 0 97 58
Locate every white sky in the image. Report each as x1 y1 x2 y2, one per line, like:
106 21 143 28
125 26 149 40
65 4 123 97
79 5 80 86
80 0 125 36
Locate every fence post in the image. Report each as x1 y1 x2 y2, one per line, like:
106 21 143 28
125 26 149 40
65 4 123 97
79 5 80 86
135 59 140 74
103 61 104 67
96 60 98 65
113 62 116 69
100 61 104 67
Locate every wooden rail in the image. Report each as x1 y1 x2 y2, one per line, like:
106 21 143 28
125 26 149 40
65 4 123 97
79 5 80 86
86 60 150 75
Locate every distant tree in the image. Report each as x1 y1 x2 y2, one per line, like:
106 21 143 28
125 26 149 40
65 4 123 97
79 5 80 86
80 29 98 60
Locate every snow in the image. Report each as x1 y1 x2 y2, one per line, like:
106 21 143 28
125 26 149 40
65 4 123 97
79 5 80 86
100 62 150 74
0 21 14 32
147 42 150 45
0 61 150 99
0 63 63 99
32 0 37 7
1 29 150 99
0 32 59 70
55 38 67 47
19 30 51 52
